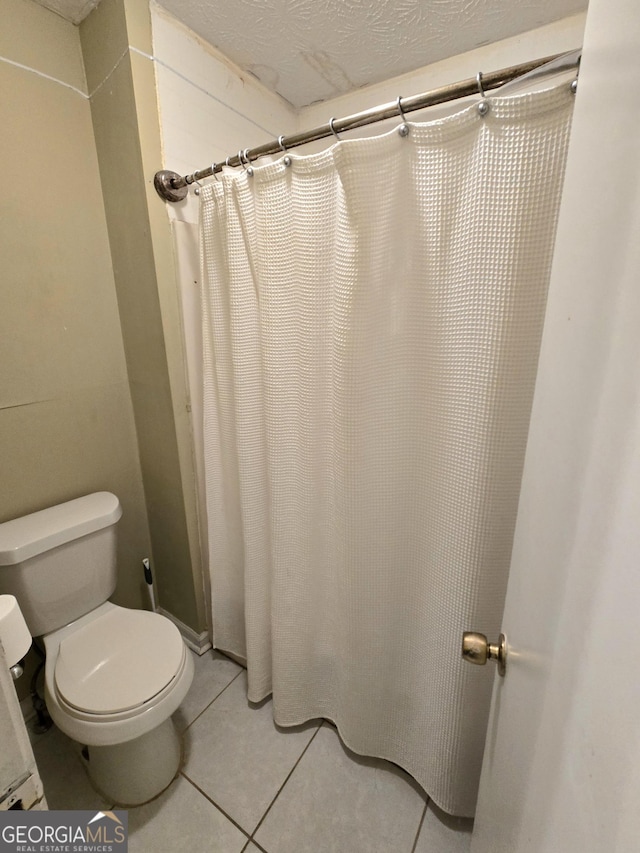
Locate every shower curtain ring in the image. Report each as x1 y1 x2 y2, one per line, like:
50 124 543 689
278 135 292 167
329 117 341 140
397 95 410 137
571 58 580 94
239 148 254 177
476 71 490 116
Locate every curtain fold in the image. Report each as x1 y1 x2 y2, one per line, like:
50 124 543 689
200 83 574 816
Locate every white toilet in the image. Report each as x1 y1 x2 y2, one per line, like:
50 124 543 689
0 492 194 806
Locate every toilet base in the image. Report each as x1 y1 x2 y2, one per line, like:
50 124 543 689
85 717 182 806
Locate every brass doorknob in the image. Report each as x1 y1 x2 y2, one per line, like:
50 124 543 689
462 632 507 677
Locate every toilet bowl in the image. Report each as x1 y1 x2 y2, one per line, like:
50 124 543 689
0 492 195 806
43 601 194 805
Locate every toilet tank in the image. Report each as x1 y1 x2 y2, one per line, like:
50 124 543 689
0 493 122 637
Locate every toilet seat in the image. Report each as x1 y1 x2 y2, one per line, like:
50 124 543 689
54 606 185 716
44 601 195 747
54 650 190 723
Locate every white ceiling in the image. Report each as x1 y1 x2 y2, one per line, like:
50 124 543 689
36 0 588 107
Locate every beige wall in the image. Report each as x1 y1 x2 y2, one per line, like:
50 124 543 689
0 0 159 697
1 0 205 646
80 0 205 632
0 0 152 613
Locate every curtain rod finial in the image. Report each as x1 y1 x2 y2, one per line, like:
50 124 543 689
154 170 188 203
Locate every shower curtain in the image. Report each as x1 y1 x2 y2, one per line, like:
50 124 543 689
200 83 574 816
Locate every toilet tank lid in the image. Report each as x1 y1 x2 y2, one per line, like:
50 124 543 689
0 493 122 565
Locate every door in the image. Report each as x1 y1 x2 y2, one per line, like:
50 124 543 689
471 0 640 850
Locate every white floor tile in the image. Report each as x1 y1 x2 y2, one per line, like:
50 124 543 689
254 723 426 853
127 775 247 853
413 801 473 853
183 672 320 834
174 649 243 731
32 725 112 810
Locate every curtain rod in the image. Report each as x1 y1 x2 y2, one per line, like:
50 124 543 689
154 49 580 202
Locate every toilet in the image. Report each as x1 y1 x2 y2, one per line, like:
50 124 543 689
0 492 194 806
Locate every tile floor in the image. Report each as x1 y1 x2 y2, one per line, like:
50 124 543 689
29 650 473 853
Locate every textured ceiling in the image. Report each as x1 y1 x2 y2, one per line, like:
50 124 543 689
34 0 588 106
157 0 588 107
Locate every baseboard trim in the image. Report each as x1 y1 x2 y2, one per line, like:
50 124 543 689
156 607 212 655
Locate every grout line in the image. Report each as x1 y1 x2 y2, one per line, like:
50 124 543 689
130 46 153 62
3 43 144 103
2 43 282 146
246 838 269 853
90 42 282 141
180 772 251 841
410 798 429 853
240 838 269 853
183 666 244 732
148 54 279 139
248 721 323 844
87 46 129 99
0 54 88 98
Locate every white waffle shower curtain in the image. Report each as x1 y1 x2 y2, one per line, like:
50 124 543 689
200 84 574 816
